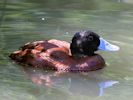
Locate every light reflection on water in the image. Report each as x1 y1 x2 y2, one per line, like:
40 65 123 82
1 0 133 100
23 67 119 97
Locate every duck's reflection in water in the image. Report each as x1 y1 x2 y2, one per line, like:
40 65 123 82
22 67 119 97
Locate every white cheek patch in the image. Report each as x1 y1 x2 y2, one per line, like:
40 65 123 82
77 40 81 45
77 40 83 52
98 38 120 51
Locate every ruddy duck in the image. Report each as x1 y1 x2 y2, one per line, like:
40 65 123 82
9 30 119 72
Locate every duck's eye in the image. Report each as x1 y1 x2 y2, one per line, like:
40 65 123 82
88 36 93 41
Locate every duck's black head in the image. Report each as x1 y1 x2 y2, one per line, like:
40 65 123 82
70 30 100 56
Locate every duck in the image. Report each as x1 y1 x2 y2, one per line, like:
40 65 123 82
9 30 119 72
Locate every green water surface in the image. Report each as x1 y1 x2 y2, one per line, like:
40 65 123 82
0 0 133 100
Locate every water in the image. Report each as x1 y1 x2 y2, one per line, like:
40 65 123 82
0 0 133 100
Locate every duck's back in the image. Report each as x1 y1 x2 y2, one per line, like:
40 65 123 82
9 40 105 72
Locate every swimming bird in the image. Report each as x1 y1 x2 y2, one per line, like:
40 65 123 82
9 30 119 72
